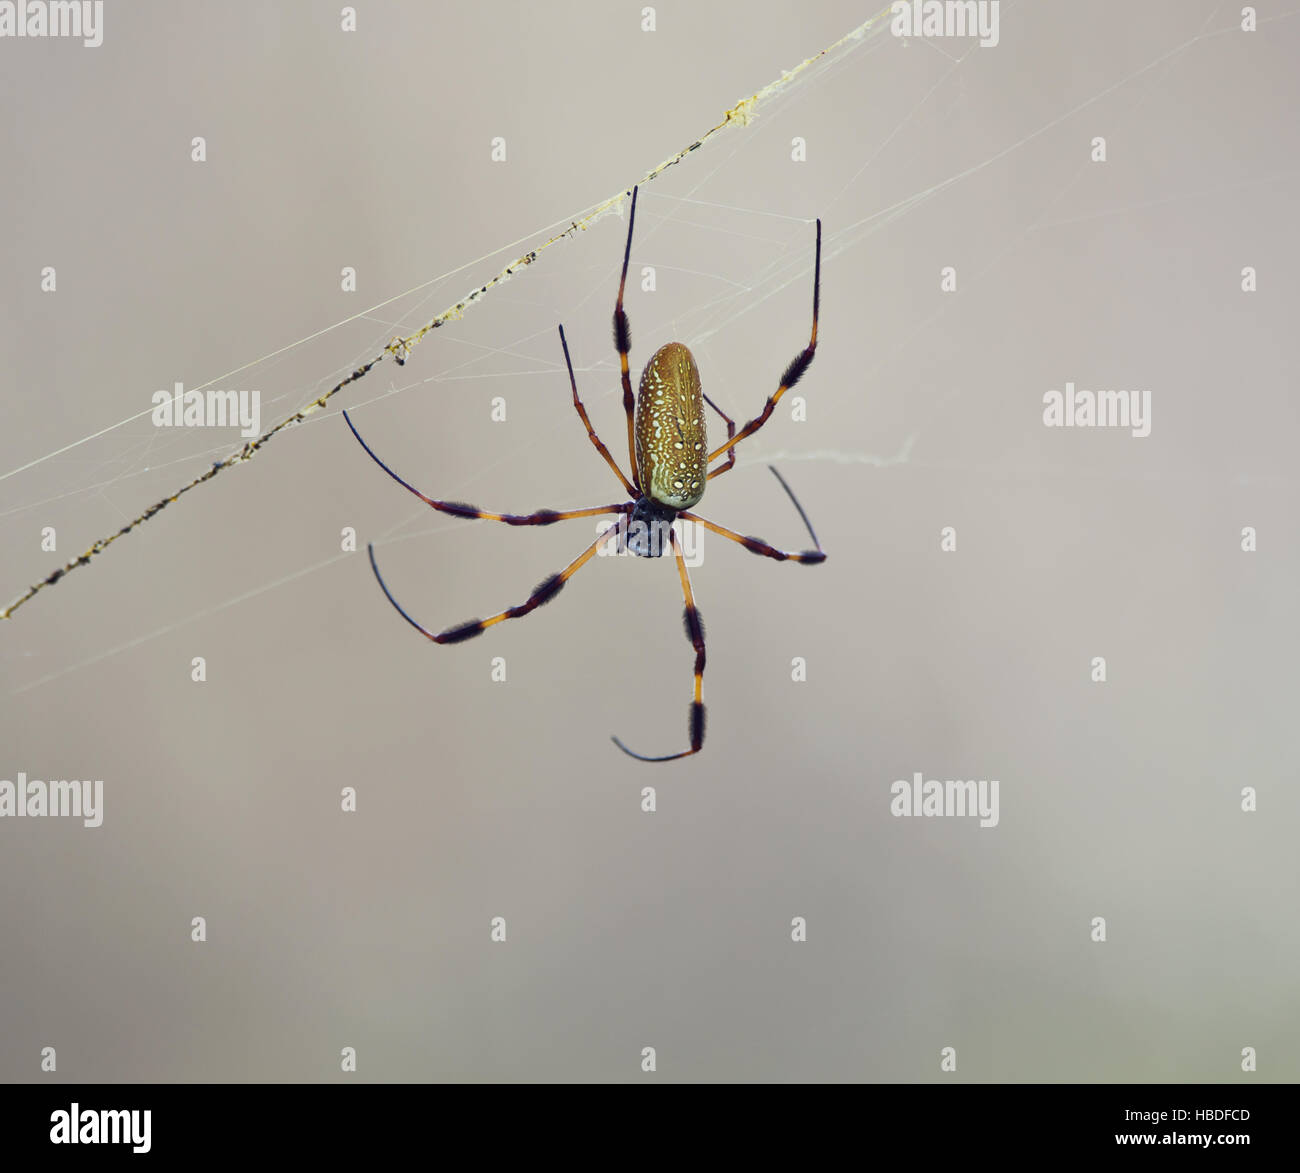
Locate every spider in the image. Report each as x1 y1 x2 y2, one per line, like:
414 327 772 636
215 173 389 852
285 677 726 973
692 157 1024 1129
342 186 824 761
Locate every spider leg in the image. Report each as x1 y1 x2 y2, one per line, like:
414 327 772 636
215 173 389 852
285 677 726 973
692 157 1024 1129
613 186 641 491
707 218 820 465
344 409 627 526
613 528 707 762
679 466 826 564
367 519 623 645
703 392 737 481
558 325 636 496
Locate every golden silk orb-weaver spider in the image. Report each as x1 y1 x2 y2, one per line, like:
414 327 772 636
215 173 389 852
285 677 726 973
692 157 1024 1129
343 186 823 761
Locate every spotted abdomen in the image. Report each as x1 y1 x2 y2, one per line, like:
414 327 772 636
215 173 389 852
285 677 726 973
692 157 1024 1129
635 342 708 510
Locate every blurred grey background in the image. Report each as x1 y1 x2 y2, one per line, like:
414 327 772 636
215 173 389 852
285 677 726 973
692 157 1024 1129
1 1 1297 1081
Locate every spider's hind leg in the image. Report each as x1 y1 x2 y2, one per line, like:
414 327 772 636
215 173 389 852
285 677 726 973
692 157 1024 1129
366 515 627 644
680 466 826 565
612 528 707 762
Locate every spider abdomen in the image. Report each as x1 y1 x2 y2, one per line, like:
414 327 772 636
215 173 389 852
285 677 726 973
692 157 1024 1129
634 342 708 510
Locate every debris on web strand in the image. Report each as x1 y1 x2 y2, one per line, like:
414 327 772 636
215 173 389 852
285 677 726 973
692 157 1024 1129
0 5 894 622
725 95 759 128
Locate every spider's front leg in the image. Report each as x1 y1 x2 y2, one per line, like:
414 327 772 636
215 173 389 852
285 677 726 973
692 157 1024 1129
704 392 737 481
614 186 642 491
707 218 821 466
558 324 636 496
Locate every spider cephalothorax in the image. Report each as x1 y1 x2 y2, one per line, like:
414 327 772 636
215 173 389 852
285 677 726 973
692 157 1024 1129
344 185 824 761
626 495 679 559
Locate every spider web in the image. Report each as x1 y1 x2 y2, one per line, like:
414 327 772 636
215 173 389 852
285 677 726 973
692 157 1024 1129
2 0 1294 695
2 0 1300 1089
